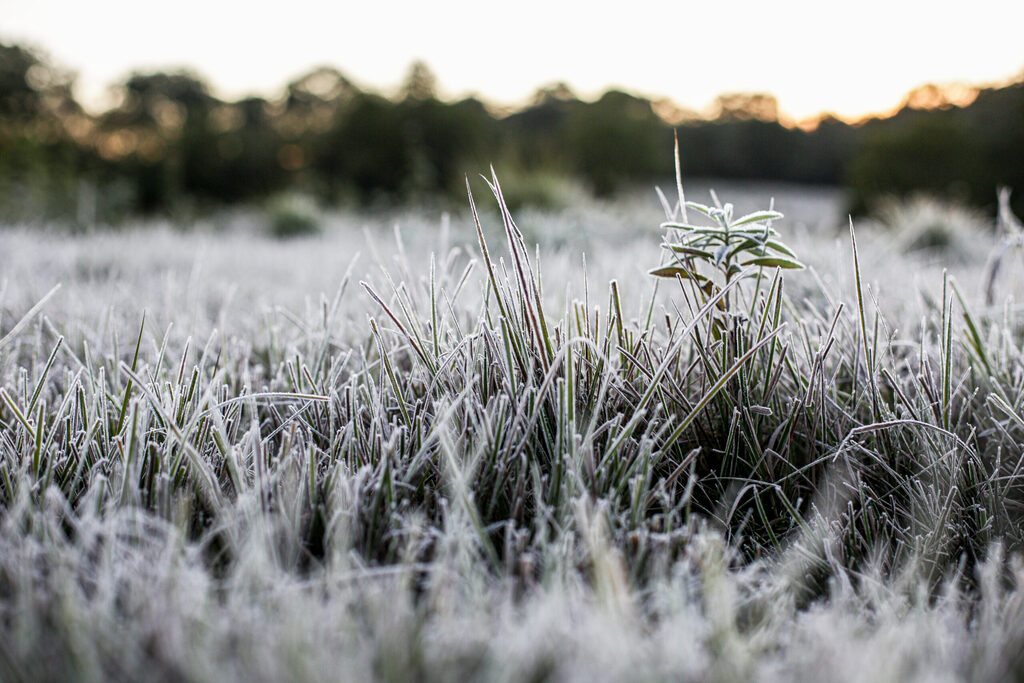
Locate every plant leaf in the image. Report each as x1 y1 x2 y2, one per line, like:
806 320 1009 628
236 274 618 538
649 265 707 281
732 210 784 227
764 240 798 258
731 227 778 241
662 243 714 259
660 221 709 232
684 201 714 217
726 238 761 259
713 244 729 267
741 256 805 270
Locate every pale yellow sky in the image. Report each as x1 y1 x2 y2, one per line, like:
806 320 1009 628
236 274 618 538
3 0 1022 121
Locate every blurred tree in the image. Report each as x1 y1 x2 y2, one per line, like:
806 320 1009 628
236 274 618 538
794 115 859 185
901 82 978 111
281 66 359 136
566 90 670 195
399 95 499 196
0 42 78 125
962 82 1024 216
2 41 1022 221
401 60 439 102
313 93 411 201
206 96 288 201
712 93 780 122
0 42 94 222
848 111 986 214
0 43 43 122
286 66 358 112
502 83 580 170
97 70 218 211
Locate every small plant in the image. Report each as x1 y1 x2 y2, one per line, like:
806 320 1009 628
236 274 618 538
649 182 804 349
983 187 1024 304
649 139 803 323
872 194 989 258
266 193 322 239
651 200 803 281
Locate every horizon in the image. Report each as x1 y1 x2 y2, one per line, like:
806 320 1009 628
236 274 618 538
3 0 1023 123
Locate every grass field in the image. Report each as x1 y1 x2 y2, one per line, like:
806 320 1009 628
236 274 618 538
1 176 1022 682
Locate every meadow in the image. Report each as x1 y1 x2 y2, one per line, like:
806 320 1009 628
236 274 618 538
0 173 1022 682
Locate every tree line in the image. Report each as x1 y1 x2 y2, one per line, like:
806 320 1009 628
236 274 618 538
1 41 1022 223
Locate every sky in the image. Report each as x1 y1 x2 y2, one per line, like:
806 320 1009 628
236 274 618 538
2 0 1023 121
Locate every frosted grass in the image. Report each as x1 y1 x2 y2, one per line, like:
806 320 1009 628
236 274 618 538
0 187 1022 681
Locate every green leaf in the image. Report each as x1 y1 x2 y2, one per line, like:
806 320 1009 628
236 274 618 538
741 256 805 269
731 210 784 227
684 201 714 217
726 236 795 260
662 243 714 259
731 227 778 241
661 221 709 232
661 223 730 238
764 240 798 258
682 227 734 242
726 238 761 259
649 265 707 281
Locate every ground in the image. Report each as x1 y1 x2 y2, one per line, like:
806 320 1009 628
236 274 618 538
0 181 1021 682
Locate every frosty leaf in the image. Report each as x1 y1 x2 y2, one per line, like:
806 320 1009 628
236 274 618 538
741 256 805 269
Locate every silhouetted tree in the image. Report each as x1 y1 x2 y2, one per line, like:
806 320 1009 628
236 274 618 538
401 60 439 102
567 90 670 195
314 93 411 201
848 111 986 213
1 42 1022 220
712 93 780 122
0 43 94 221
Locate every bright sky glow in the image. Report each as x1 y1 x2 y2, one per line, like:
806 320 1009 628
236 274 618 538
2 0 1023 121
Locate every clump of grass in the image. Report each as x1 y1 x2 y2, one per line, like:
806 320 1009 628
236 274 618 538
482 165 589 213
871 193 990 259
650 143 802 374
1 155 1024 681
983 187 1024 304
266 193 322 239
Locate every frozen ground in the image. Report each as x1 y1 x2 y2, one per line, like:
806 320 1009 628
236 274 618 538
0 183 1022 682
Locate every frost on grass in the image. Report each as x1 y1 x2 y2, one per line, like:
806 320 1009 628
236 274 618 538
0 185 1023 682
